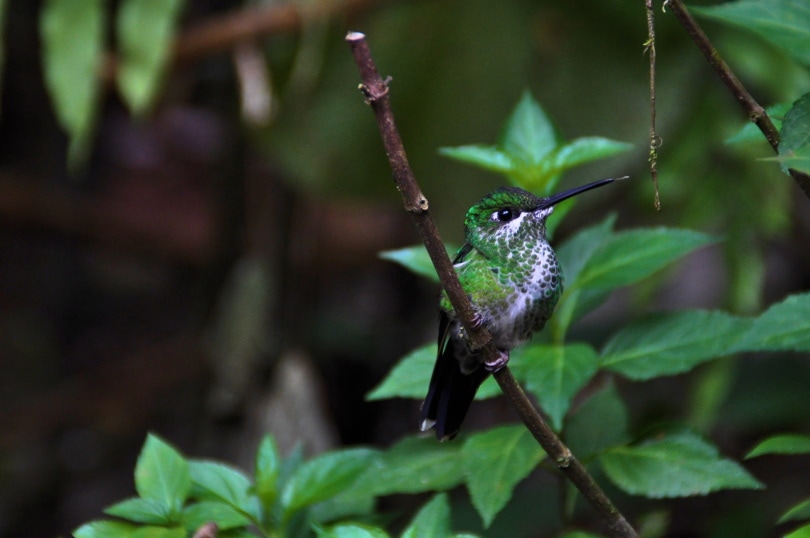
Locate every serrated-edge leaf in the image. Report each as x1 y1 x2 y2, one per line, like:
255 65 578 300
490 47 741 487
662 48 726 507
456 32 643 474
599 432 764 498
281 448 377 514
134 434 191 515
513 344 599 430
104 496 173 525
116 0 185 115
745 433 810 459
461 425 544 527
576 228 716 291
401 493 452 538
352 436 464 496
779 92 810 173
600 310 750 380
438 145 514 174
739 292 810 351
255 434 280 510
779 498 810 524
73 520 138 538
182 500 252 532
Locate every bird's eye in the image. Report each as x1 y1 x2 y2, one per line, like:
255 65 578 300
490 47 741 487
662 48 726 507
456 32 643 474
495 208 517 222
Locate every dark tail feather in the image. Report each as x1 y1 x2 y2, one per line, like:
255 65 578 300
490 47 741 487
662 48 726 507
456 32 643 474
420 345 489 441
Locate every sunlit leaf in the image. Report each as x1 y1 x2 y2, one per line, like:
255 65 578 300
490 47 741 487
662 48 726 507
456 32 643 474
438 145 513 174
73 520 138 538
104 497 173 525
134 434 190 517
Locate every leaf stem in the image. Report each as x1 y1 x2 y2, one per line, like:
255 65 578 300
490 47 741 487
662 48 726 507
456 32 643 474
346 31 637 538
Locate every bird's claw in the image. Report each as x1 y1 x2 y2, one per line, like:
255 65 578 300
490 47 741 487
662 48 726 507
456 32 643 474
469 311 484 330
484 350 510 372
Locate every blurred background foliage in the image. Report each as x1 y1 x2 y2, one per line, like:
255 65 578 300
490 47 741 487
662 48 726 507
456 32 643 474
0 0 809 536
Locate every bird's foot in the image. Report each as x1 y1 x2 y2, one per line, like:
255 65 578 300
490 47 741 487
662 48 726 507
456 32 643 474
469 310 484 330
484 349 510 372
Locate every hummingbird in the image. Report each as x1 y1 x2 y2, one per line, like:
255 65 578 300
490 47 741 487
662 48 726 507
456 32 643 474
420 177 620 441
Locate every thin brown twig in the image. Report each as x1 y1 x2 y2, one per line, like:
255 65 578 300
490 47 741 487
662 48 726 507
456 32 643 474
645 0 662 211
346 31 638 538
664 0 810 199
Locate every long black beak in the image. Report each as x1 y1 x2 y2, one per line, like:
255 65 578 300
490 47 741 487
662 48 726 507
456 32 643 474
537 176 626 210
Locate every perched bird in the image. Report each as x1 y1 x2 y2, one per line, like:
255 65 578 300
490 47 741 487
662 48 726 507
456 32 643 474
420 177 619 440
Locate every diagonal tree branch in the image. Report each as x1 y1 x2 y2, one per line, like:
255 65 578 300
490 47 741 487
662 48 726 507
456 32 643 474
346 31 637 538
664 0 810 199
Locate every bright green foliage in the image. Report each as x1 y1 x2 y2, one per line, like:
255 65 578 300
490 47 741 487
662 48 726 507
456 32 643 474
511 343 599 431
779 499 810 524
439 91 632 194
40 0 104 167
400 494 453 538
134 434 190 520
116 0 185 116
726 102 791 145
785 524 810 538
379 244 458 283
316 522 391 538
600 310 751 380
746 433 810 458
693 0 810 68
367 343 437 400
461 426 545 527
599 431 764 498
74 520 138 538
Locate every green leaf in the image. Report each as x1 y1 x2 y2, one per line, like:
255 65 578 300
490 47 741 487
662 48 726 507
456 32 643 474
745 433 810 458
401 494 452 538
512 343 599 430
779 498 810 524
785 523 810 538
535 137 633 180
599 431 764 498
352 436 464 496
40 0 104 166
499 90 558 167
188 460 258 519
255 434 280 511
315 522 391 538
281 448 377 514
693 0 810 67
367 343 435 400
556 214 617 286
104 497 173 525
564 381 630 460
130 527 186 538
182 501 252 532
134 434 190 517
778 92 810 174
461 425 544 527
116 0 185 115
575 228 716 291
73 520 137 538
726 102 791 145
600 310 750 380
379 244 458 283
438 145 513 174
739 292 810 351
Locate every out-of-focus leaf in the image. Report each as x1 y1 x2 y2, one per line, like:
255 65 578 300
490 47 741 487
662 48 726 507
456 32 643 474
379 244 458 282
779 498 810 524
401 494 452 538
188 460 259 520
181 501 251 532
104 497 173 525
130 527 185 538
461 425 544 527
40 0 104 166
535 137 633 180
565 382 630 460
693 0 810 67
511 343 599 431
352 436 464 496
438 145 513 174
600 310 750 380
726 102 791 145
315 522 391 538
366 343 435 401
255 434 280 511
745 433 810 458
134 434 190 517
599 431 764 498
499 90 558 166
785 523 810 538
73 520 138 538
116 0 185 115
738 292 810 351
